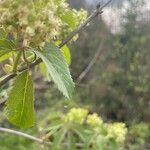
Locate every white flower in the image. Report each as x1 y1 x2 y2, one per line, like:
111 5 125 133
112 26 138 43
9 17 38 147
0 0 87 47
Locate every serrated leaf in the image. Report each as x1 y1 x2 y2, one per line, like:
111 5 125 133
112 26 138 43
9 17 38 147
4 71 35 128
34 43 74 98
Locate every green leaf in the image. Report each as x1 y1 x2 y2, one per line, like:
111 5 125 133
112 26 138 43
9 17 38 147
0 39 15 49
0 49 11 57
0 51 11 62
55 41 71 65
61 45 71 65
61 10 77 29
39 63 47 78
34 43 74 98
4 71 35 128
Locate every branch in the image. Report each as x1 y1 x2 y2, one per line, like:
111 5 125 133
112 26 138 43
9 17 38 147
76 40 105 84
0 127 84 147
0 73 16 87
59 0 112 48
0 1 112 88
0 127 51 145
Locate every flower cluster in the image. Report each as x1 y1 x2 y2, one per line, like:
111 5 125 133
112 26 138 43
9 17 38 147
106 123 128 143
0 0 87 47
87 113 103 127
64 108 88 124
64 108 127 144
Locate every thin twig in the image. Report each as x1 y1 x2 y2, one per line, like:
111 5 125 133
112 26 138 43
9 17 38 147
101 0 112 9
0 1 112 88
0 73 17 87
60 0 112 48
0 127 51 145
59 3 103 48
0 127 84 147
76 40 105 84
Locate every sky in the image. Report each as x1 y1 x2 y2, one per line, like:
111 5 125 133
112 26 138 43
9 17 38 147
86 0 150 33
86 0 125 6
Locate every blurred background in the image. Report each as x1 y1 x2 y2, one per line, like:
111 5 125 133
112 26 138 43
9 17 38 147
0 0 150 149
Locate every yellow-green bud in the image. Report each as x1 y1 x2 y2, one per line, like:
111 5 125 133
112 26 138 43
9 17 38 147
64 108 88 124
106 123 127 143
87 113 103 127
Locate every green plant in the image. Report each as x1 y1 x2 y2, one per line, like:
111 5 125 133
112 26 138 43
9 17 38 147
0 1 129 149
39 108 128 150
126 123 150 150
0 0 86 128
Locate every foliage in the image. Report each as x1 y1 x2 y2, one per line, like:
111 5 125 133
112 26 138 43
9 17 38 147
0 107 128 150
0 131 36 150
4 71 34 128
34 43 74 98
126 123 150 150
39 108 127 150
71 0 150 123
0 0 149 149
0 0 86 47
0 0 86 128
